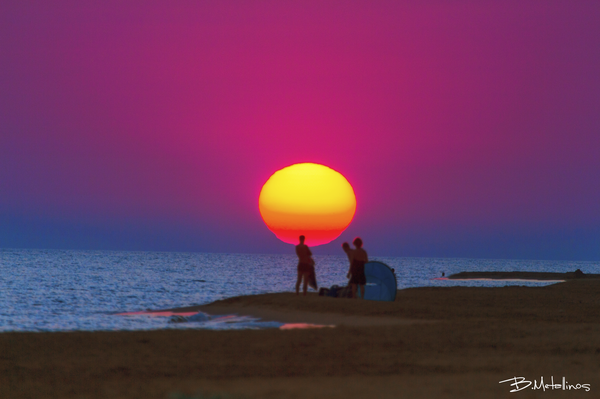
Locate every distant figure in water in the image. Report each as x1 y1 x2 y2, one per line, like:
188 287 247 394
348 237 368 299
295 235 313 296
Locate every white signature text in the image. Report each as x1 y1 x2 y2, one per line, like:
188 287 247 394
499 376 590 392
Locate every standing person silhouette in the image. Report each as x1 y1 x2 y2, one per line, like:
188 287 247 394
348 237 368 299
295 235 313 296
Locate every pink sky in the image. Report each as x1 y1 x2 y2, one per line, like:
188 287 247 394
1 1 599 259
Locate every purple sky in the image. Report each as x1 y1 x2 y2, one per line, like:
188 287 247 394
1 1 599 259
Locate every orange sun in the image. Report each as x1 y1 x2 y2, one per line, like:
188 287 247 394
259 163 356 246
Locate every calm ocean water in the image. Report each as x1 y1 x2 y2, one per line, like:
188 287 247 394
1 248 598 332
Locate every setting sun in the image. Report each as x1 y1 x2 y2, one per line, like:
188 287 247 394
259 163 356 246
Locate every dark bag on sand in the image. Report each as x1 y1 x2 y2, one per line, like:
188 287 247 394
324 284 353 298
326 285 340 297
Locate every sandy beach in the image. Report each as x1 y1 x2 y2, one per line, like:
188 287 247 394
3 279 600 398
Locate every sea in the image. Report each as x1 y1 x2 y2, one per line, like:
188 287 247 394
1 248 598 332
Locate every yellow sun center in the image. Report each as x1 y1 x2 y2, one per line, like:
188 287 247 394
259 163 356 246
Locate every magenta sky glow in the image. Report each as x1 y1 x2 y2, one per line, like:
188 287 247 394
1 1 599 259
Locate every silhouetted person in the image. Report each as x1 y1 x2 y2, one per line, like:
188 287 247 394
295 235 313 295
348 237 368 299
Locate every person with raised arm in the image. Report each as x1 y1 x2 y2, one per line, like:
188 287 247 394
348 237 368 299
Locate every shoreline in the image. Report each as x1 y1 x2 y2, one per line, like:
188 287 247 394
3 280 600 398
447 270 600 280
194 304 428 327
